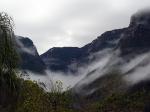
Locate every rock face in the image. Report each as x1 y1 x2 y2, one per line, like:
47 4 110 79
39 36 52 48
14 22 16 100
16 36 46 73
119 10 150 55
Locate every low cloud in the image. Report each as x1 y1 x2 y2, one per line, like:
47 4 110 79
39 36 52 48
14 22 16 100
15 36 37 55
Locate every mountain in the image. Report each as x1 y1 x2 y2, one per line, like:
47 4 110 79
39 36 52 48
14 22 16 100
119 10 150 55
41 10 150 74
74 10 150 98
41 47 83 73
15 36 46 73
41 28 126 73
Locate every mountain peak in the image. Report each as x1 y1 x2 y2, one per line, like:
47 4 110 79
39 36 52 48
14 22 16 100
130 9 150 28
119 10 150 55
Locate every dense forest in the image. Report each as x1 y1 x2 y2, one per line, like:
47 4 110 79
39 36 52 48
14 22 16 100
0 12 150 112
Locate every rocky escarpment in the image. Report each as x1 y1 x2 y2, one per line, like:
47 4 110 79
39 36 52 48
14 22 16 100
119 10 150 55
16 36 46 73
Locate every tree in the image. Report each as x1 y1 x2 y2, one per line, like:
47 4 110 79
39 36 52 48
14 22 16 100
0 12 19 109
48 80 73 112
0 12 18 74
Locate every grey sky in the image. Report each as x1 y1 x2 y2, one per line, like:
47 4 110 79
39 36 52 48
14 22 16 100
0 0 150 54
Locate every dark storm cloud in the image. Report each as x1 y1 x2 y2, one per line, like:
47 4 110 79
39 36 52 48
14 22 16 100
0 0 150 54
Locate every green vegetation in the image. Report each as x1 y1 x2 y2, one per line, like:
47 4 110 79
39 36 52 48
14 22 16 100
15 80 74 112
98 91 148 112
0 12 20 111
79 72 150 112
82 90 150 112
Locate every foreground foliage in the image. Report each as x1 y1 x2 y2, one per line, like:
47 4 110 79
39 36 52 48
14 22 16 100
80 78 150 112
15 80 74 112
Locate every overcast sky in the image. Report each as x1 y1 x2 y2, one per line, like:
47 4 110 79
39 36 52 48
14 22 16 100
0 0 150 54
